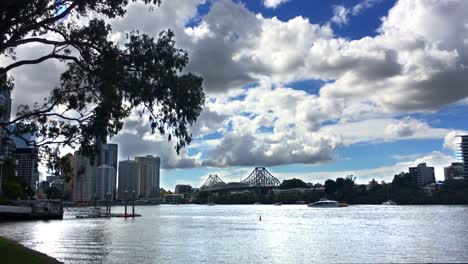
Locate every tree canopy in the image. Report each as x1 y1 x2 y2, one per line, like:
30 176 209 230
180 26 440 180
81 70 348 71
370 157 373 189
0 0 205 174
278 178 308 189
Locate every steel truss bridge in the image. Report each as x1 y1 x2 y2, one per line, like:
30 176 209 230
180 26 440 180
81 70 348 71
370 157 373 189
201 167 280 192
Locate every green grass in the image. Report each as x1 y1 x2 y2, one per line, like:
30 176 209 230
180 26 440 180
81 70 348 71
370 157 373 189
0 236 60 264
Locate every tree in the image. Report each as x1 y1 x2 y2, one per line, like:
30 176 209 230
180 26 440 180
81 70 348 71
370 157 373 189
279 178 308 189
45 186 63 199
1 158 21 199
324 179 336 198
341 175 355 202
0 0 204 175
335 177 345 191
159 188 172 196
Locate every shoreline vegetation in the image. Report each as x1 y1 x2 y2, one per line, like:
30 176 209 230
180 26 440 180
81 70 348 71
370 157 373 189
0 236 62 264
189 177 468 205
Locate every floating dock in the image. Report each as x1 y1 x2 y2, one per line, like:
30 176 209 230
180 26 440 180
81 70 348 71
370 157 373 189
0 200 63 220
76 213 142 219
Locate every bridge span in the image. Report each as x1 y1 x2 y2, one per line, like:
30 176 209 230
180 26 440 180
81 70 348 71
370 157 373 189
201 167 280 192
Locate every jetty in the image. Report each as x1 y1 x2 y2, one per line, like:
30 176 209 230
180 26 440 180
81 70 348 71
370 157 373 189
76 213 142 219
0 200 63 220
76 194 142 219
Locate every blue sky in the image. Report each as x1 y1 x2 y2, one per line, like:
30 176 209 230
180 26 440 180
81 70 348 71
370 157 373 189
134 0 468 190
18 0 467 190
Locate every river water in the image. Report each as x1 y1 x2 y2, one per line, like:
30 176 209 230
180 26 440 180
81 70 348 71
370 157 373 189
0 205 467 263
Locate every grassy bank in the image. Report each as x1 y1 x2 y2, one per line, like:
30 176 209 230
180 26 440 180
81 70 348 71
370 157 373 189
0 236 62 264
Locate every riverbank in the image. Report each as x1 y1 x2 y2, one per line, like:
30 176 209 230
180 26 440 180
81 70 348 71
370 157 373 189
0 236 62 264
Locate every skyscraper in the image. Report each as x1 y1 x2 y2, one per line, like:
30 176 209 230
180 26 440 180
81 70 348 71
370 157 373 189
96 142 118 199
15 147 39 190
0 73 14 160
408 163 435 187
460 135 468 180
94 165 115 201
73 151 95 202
118 160 138 199
135 155 160 198
62 153 75 200
443 162 464 181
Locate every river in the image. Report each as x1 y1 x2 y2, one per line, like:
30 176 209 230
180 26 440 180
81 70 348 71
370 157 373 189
0 205 467 263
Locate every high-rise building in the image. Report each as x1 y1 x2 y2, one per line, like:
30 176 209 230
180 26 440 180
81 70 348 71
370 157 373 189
118 160 138 199
408 163 435 187
15 147 40 190
135 155 160 198
460 135 468 180
94 165 115 201
72 151 95 202
62 153 75 200
96 142 118 199
0 74 14 160
443 162 464 181
175 184 192 194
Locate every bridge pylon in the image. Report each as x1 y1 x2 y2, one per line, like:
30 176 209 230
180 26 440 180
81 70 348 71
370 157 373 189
201 174 225 190
241 167 280 187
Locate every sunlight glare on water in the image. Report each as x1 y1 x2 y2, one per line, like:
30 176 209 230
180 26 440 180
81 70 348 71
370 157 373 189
0 205 467 263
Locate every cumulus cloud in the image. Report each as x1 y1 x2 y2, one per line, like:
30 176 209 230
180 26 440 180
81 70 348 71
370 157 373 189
443 130 468 151
331 0 382 25
385 117 426 138
112 118 203 169
331 5 349 26
263 0 290 9
203 131 341 167
320 117 449 145
273 150 453 184
6 0 468 171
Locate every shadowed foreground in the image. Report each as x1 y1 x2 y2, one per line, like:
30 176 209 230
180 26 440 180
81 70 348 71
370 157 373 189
0 236 62 264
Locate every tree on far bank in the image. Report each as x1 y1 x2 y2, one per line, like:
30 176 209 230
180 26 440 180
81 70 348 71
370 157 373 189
0 158 34 200
45 186 63 199
279 178 308 189
324 179 336 198
0 0 205 175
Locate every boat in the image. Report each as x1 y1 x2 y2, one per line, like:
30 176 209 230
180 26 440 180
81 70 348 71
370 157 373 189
254 202 262 205
207 203 215 206
273 202 282 206
382 200 397 205
308 199 340 208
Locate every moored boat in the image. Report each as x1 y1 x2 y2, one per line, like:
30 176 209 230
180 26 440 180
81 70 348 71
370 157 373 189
382 200 397 205
308 199 340 208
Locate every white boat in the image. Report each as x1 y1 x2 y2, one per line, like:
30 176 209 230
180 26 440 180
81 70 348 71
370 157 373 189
382 200 397 205
308 199 340 208
273 202 282 206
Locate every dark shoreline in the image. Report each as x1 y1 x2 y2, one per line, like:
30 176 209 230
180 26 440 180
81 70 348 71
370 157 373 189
0 236 63 264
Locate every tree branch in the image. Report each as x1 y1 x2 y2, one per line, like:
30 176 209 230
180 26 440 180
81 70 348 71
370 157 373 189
1 53 91 74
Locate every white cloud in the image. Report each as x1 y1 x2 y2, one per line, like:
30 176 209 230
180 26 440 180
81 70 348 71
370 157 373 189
331 0 382 26
443 130 468 151
263 0 290 9
352 0 382 15
273 151 453 184
7 0 468 171
331 5 349 25
321 117 449 145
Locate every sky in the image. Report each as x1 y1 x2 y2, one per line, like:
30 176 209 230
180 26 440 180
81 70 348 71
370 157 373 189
6 0 468 190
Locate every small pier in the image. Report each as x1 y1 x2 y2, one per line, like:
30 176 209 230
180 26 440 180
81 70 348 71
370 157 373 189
76 213 142 219
0 200 63 220
76 191 141 219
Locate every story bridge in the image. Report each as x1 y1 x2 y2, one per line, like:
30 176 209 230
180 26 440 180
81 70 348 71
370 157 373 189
201 167 280 192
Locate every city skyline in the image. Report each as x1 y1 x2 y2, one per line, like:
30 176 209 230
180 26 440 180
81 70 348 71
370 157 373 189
5 0 468 190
